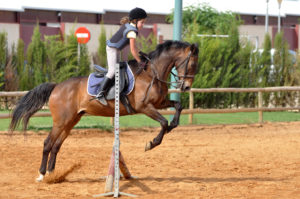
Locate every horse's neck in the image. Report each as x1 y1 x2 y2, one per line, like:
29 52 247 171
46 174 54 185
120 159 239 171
150 55 174 81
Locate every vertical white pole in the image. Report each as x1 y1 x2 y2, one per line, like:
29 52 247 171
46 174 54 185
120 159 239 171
258 91 263 123
265 0 269 33
113 63 120 197
277 0 282 33
93 64 136 198
77 43 80 65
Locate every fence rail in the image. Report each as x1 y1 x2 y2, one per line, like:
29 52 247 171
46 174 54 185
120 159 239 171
1 86 300 124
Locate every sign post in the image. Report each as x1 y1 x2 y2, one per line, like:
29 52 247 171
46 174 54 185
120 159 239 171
75 27 91 64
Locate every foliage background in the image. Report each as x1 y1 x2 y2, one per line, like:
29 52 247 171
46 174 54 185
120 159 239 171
168 4 299 109
1 3 300 109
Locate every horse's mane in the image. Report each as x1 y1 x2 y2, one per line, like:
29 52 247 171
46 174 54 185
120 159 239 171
148 40 190 60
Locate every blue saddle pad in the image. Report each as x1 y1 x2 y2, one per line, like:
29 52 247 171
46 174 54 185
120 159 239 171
87 64 135 97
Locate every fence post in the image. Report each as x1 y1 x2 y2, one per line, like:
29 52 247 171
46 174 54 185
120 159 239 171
110 117 114 126
258 91 263 123
189 90 194 124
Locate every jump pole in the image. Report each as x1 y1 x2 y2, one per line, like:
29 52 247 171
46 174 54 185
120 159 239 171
93 63 137 198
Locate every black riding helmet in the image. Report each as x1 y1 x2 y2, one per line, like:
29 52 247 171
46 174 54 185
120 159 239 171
129 7 147 21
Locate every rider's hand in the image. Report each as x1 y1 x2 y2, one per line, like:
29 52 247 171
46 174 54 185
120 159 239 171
138 61 147 70
139 51 149 63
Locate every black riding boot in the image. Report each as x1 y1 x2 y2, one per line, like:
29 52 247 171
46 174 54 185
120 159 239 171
96 76 112 105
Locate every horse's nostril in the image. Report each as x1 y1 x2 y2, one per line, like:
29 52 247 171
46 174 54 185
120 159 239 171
185 86 190 91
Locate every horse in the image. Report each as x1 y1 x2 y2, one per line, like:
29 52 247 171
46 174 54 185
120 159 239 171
9 40 199 181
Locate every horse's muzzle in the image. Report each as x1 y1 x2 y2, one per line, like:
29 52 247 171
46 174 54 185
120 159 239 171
180 81 191 92
181 86 191 92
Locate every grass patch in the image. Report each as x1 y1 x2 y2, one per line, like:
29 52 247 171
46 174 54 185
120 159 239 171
1 110 300 132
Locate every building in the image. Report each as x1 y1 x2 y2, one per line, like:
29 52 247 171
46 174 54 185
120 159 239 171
0 5 173 60
0 0 299 58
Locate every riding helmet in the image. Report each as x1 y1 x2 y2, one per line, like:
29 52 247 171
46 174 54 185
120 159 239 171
129 7 147 21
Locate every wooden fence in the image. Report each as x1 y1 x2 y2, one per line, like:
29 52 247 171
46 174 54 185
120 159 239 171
1 86 300 124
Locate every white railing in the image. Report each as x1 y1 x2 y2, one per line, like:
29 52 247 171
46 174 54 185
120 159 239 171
2 86 300 124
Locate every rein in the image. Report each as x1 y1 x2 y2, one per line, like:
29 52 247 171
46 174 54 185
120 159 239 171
153 50 193 88
141 50 193 102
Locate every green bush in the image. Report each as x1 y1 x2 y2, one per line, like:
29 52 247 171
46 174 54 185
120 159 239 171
57 31 90 82
26 25 47 88
0 31 7 91
44 35 66 82
98 22 107 67
169 3 297 109
137 32 157 54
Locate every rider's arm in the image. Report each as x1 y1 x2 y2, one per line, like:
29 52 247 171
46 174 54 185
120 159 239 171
129 38 141 63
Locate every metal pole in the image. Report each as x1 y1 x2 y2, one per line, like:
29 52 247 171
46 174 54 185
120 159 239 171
188 90 194 124
170 0 182 119
277 0 282 33
93 64 136 198
113 63 120 198
77 43 80 65
258 91 263 123
265 0 269 33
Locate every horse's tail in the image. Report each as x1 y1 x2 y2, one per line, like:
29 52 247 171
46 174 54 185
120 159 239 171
9 82 57 132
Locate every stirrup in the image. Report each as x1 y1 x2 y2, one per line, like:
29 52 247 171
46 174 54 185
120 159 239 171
96 94 108 105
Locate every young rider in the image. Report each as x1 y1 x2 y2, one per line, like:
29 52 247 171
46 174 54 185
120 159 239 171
96 7 147 105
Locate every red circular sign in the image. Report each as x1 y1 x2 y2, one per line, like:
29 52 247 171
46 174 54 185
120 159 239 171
75 27 91 44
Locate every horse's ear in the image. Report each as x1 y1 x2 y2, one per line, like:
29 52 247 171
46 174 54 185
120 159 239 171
190 43 199 55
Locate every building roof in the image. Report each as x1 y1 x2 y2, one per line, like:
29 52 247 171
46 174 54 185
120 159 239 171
1 0 300 17
0 0 174 14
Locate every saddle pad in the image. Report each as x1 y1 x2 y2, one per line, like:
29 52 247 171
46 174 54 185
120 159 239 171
87 63 135 97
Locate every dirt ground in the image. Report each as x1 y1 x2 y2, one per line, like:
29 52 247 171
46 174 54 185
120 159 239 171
1 122 300 199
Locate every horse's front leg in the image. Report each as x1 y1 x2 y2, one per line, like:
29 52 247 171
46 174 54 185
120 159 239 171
160 100 183 133
142 104 168 151
167 100 183 132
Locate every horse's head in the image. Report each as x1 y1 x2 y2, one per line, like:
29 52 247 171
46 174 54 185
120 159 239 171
147 41 199 92
174 43 199 91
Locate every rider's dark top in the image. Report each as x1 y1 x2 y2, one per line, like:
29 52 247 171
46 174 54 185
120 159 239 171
106 23 138 50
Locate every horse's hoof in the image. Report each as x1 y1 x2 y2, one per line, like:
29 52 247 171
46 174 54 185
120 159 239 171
36 173 44 182
145 141 152 151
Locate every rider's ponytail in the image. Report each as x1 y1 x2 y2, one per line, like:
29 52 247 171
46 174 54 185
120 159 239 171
120 16 129 25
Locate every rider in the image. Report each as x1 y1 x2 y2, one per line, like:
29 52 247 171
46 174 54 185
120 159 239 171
96 7 148 105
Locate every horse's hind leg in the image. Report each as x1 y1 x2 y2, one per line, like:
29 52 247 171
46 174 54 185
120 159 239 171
46 131 69 173
36 113 82 182
47 114 82 173
37 125 64 182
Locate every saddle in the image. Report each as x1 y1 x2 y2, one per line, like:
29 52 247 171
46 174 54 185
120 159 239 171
87 62 135 114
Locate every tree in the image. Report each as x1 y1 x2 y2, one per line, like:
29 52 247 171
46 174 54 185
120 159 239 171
78 43 91 75
167 3 241 37
98 22 107 67
137 32 157 53
44 35 66 82
27 25 47 88
57 31 90 82
181 12 249 108
0 31 7 91
272 32 295 106
15 39 30 90
0 72 3 89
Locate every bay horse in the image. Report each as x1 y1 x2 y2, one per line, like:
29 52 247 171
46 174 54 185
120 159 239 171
9 40 199 181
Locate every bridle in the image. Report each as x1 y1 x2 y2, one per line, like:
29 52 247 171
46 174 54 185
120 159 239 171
170 51 194 89
141 49 194 102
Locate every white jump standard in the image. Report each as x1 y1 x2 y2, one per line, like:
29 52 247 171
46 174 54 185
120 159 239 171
93 63 137 198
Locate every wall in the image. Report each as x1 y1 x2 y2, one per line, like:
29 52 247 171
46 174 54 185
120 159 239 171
239 25 271 49
156 23 173 41
0 23 19 52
